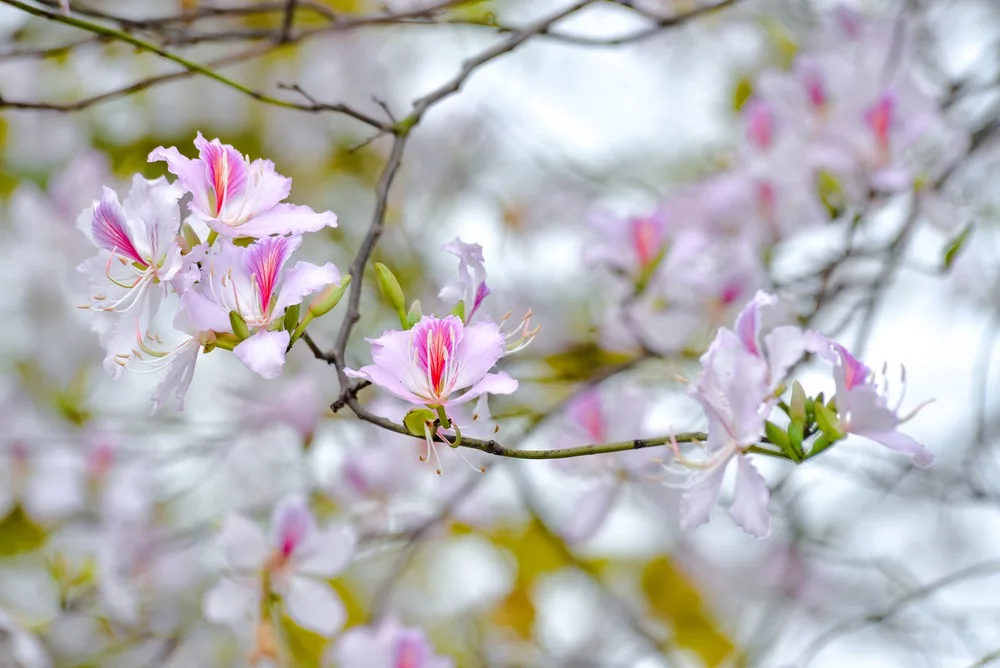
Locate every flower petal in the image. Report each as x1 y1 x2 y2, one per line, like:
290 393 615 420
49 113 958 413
347 329 428 403
446 371 518 405
217 203 338 239
678 463 728 530
449 321 506 392
202 577 258 626
245 235 298 316
90 187 145 265
233 330 290 380
274 261 340 314
270 494 316 557
295 524 355 578
284 576 345 637
860 429 934 468
728 455 772 538
148 143 212 216
562 481 619 543
218 512 268 571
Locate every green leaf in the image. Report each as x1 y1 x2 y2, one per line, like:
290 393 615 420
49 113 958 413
787 421 805 459
732 77 754 112
403 409 436 437
817 169 846 219
0 507 46 557
764 420 793 459
943 223 973 270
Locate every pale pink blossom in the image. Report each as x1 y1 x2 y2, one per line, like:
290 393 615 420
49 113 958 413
75 176 185 376
332 617 454 668
675 292 804 538
585 209 670 279
202 495 354 637
148 132 338 239
184 235 339 379
439 238 490 322
346 315 517 410
807 335 934 467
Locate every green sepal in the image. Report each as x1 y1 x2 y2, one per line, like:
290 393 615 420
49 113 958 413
403 408 436 437
232 236 255 248
181 222 201 252
450 300 466 323
808 435 835 459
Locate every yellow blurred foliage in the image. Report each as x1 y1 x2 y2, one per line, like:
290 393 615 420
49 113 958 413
0 506 46 557
641 556 735 667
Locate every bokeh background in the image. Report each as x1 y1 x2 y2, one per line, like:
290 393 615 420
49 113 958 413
3 0 1000 666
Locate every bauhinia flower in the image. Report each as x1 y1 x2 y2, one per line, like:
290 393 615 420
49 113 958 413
807 334 934 468
202 495 355 644
346 315 517 410
585 209 670 280
438 238 490 322
76 176 185 374
148 132 338 239
332 617 454 668
185 235 339 379
674 292 804 538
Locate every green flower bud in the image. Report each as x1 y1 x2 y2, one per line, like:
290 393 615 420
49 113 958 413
374 263 407 325
229 311 250 341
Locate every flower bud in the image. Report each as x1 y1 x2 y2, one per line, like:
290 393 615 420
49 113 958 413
229 310 250 341
307 275 352 319
789 381 807 422
403 408 437 437
283 304 300 333
406 300 423 329
374 263 407 324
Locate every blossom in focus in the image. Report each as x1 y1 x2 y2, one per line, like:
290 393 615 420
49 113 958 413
676 292 804 538
332 616 454 668
148 132 338 239
76 176 185 375
202 495 355 638
185 235 340 379
346 315 517 410
438 237 490 322
807 334 934 468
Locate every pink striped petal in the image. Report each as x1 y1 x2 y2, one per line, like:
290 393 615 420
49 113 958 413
194 133 248 217
245 236 297 317
91 187 145 265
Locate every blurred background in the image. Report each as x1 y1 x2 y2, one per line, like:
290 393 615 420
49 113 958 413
3 0 1000 666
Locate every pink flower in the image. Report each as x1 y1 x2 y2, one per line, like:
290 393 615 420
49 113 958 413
184 235 339 379
333 617 454 668
808 335 934 468
76 176 185 376
675 292 804 538
346 315 517 409
585 209 670 278
202 495 354 637
438 238 490 322
148 133 338 239
680 327 773 538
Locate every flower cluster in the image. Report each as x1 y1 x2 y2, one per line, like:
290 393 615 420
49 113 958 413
669 291 933 538
589 6 968 354
75 134 341 411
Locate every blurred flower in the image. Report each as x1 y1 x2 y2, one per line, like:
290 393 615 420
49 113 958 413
203 495 355 637
149 133 338 239
0 608 50 668
331 616 454 668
